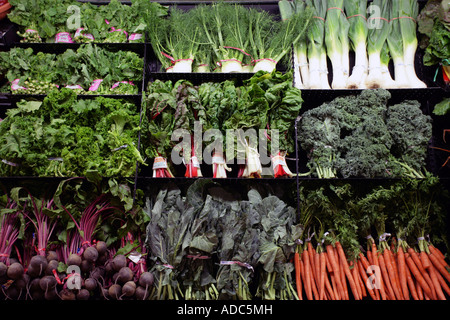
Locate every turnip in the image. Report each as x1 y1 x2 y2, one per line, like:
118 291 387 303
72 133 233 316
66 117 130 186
7 262 24 280
77 288 90 300
121 281 136 298
108 284 122 300
111 254 127 272
83 246 99 263
67 253 82 266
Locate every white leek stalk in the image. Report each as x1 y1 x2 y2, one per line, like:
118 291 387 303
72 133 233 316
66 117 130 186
399 0 427 88
344 0 369 89
365 0 390 88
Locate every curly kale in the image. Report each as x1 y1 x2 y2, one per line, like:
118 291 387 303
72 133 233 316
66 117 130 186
336 114 394 178
298 104 342 178
299 89 432 179
385 100 433 178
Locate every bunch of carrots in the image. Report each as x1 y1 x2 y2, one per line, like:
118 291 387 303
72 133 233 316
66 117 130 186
293 233 450 300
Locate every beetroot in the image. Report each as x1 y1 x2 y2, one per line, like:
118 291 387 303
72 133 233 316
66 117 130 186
67 253 82 266
111 254 127 272
39 275 57 291
83 246 99 263
60 289 76 300
135 285 150 300
7 262 24 280
116 267 134 284
95 241 107 256
45 260 59 275
46 250 58 262
29 255 48 276
138 272 154 288
84 277 97 291
108 284 122 300
121 281 136 297
0 262 7 276
77 288 90 300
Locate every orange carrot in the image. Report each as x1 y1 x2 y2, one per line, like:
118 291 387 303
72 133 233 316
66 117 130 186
378 253 395 300
352 260 365 299
323 255 336 300
405 254 433 299
384 248 403 300
302 250 313 300
428 244 448 266
319 251 326 300
357 259 378 300
367 243 387 300
294 251 302 300
420 250 432 269
397 245 409 300
428 263 446 300
409 248 437 300
415 275 424 300
326 244 345 300
435 265 450 297
339 256 349 299
404 259 419 300
336 242 360 300
428 252 450 284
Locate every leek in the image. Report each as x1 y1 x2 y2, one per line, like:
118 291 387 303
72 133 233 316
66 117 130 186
386 0 406 88
306 0 330 89
364 0 390 88
344 0 369 89
325 0 351 89
398 0 427 88
279 0 309 89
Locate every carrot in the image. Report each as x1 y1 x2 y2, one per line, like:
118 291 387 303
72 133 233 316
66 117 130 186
325 251 340 300
319 251 326 300
366 243 387 300
404 258 419 300
302 250 313 300
336 242 360 300
408 247 437 300
428 263 446 300
307 240 316 281
314 249 321 299
397 245 409 300
367 248 374 266
326 244 345 300
428 252 450 284
352 260 365 299
294 251 302 300
435 266 450 296
405 254 434 299
415 275 424 300
378 253 395 300
384 248 403 300
428 244 448 266
339 256 349 299
420 250 432 269
357 259 378 300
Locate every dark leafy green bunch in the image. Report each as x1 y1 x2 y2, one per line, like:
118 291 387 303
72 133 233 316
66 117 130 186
0 89 143 177
298 89 433 178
